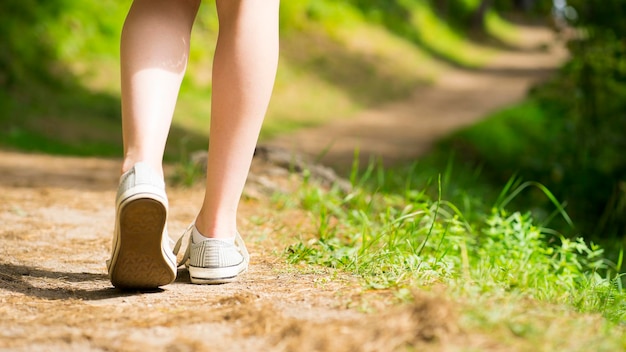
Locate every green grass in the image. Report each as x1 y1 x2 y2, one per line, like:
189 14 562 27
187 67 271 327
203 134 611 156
276 95 626 344
1 127 121 157
409 1 494 67
444 99 552 169
417 93 626 253
393 99 578 232
282 159 626 348
485 10 520 44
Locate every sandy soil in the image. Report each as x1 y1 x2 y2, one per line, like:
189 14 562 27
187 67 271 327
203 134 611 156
0 25 566 351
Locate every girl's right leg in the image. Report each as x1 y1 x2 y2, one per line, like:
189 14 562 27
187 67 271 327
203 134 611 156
183 0 280 284
195 0 280 240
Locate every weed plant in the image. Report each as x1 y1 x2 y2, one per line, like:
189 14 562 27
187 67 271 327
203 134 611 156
286 159 626 324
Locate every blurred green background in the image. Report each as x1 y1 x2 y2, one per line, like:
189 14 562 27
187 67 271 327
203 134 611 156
0 0 528 157
1 0 625 246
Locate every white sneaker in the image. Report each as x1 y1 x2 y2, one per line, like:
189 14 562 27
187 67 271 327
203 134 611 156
107 162 177 289
174 225 249 284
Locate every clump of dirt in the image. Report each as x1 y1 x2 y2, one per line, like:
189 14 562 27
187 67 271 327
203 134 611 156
274 292 461 352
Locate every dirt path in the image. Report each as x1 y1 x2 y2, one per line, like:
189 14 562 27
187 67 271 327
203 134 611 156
0 152 473 351
0 25 567 351
267 25 568 171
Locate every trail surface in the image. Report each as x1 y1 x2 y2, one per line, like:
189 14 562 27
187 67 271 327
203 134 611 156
0 152 466 352
268 25 568 171
0 25 567 351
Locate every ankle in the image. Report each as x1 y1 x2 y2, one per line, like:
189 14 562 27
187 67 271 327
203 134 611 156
121 158 164 179
194 217 237 240
191 225 235 244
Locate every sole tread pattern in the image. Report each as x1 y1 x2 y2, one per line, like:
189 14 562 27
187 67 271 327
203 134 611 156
110 198 175 289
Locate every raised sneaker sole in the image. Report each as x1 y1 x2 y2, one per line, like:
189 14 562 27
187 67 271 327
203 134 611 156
109 196 176 289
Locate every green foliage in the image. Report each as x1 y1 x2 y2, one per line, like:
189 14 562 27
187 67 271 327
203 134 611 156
544 0 626 238
0 2 58 87
410 0 626 244
353 0 495 66
434 0 626 239
286 161 626 324
430 0 482 27
0 0 127 156
568 0 626 35
280 0 497 67
0 0 126 88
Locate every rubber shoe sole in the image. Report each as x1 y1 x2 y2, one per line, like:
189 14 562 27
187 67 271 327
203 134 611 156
109 196 176 289
188 263 248 285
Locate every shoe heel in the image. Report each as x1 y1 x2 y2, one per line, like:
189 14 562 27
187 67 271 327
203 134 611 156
110 198 175 289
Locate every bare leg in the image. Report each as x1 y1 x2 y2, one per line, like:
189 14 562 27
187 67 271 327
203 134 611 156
194 0 280 239
120 0 200 177
110 0 200 289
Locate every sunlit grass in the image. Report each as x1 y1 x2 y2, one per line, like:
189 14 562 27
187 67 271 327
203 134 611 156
410 1 494 67
283 158 626 348
485 10 520 45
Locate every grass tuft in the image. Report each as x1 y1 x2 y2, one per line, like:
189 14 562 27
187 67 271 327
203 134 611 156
285 157 626 329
